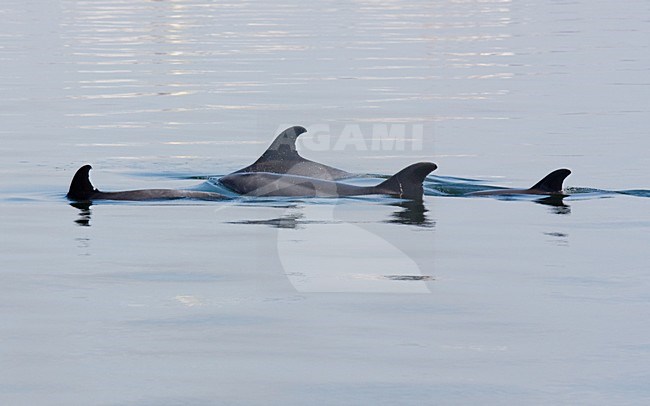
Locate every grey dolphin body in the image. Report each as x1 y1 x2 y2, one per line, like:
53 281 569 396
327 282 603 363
67 165 227 201
466 169 571 196
220 162 437 200
231 126 354 180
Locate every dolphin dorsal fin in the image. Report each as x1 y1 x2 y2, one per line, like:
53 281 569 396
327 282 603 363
67 164 98 200
529 169 571 193
254 126 307 163
377 162 437 200
231 126 354 179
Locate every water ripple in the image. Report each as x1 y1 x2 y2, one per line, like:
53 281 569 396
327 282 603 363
56 0 515 132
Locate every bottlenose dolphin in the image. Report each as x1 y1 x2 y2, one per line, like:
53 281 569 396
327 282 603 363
220 162 437 200
231 126 354 180
67 165 228 201
466 169 571 196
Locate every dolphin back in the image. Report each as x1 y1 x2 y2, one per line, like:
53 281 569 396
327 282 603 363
67 165 228 201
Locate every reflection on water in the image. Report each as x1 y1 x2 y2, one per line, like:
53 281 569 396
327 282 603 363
386 200 434 227
384 275 434 281
535 196 571 215
227 200 434 228
228 212 306 229
544 232 569 247
71 202 92 226
55 0 517 136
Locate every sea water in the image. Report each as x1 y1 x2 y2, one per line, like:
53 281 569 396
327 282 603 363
1 0 649 404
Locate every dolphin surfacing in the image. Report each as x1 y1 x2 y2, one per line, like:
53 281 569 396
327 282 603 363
231 126 354 180
220 162 437 200
67 165 228 201
466 169 571 196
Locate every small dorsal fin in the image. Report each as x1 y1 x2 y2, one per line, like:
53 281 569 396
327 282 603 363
253 125 307 163
67 165 98 200
376 162 437 200
529 169 571 193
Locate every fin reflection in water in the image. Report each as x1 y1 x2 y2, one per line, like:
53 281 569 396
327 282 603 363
535 195 571 215
71 202 92 227
386 200 434 227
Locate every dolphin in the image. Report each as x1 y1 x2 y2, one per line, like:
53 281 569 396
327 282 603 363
67 165 228 201
466 169 571 196
219 162 437 200
231 126 354 180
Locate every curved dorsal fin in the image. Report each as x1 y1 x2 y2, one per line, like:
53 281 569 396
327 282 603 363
376 162 438 200
253 125 307 164
67 165 98 200
529 169 571 193
231 126 353 180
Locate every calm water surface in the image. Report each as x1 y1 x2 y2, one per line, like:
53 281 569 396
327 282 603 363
1 0 649 404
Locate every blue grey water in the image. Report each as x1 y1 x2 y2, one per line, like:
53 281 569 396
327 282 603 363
1 0 649 404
